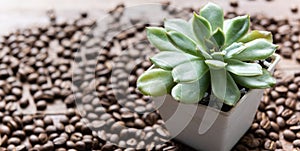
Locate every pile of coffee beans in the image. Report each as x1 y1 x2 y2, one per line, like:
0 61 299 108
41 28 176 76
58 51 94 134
0 1 300 151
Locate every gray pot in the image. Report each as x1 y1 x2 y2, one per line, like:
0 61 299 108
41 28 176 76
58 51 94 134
153 54 280 151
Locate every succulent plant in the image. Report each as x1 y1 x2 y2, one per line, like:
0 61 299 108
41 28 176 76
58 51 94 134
137 2 277 106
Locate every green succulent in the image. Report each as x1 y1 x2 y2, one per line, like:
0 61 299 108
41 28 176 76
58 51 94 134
137 2 277 106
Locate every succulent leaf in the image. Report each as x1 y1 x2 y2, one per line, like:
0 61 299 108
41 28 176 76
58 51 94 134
150 51 201 70
192 13 212 46
239 30 273 43
164 19 196 41
224 15 250 47
171 73 210 103
172 60 209 83
199 2 224 31
231 39 277 61
210 28 225 48
231 69 276 89
166 31 200 56
137 69 174 96
223 42 247 59
146 27 180 52
226 59 263 76
209 69 241 106
205 60 227 70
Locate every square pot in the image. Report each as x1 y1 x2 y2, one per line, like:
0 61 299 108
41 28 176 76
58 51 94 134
153 54 280 151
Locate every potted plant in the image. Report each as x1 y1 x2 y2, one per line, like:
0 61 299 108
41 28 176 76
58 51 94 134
136 2 280 151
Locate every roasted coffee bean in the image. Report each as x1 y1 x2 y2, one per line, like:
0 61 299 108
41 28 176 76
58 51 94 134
264 139 276 150
260 119 271 130
285 98 296 109
29 135 40 145
36 100 47 110
291 4 299 13
75 141 86 150
255 129 266 138
23 115 33 124
12 130 26 140
283 129 296 141
276 117 286 128
19 98 29 108
269 132 279 141
66 141 76 148
291 125 300 132
42 141 54 151
39 133 48 144
270 121 280 132
53 137 67 146
7 137 21 145
281 109 293 119
286 115 299 126
43 116 53 126
293 139 300 147
0 124 11 135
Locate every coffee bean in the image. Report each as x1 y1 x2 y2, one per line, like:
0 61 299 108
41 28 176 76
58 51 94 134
36 100 47 110
66 141 76 148
275 98 285 105
75 141 86 150
266 110 276 121
101 143 117 151
65 125 75 134
46 125 57 134
270 121 280 132
43 116 53 126
269 132 279 141
286 115 299 126
42 141 54 151
255 129 266 138
19 98 29 108
23 115 33 124
293 139 300 147
53 137 67 146
285 98 296 109
264 139 276 150
281 108 293 119
16 144 27 151
7 137 21 145
12 130 26 140
0 124 11 135
283 129 296 141
29 135 40 145
39 133 48 144
291 4 298 13
260 119 271 130
276 117 286 128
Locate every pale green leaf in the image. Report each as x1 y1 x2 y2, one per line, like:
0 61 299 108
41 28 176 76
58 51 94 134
238 30 273 43
200 2 224 31
137 69 174 96
192 13 211 43
224 15 250 47
210 69 241 106
231 69 276 89
223 42 247 59
146 27 180 52
171 72 210 103
210 28 225 47
172 60 208 83
164 19 196 41
150 51 200 70
226 59 263 76
167 31 200 56
205 60 227 70
231 39 277 61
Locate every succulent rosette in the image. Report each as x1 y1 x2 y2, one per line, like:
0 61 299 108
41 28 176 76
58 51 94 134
137 3 277 106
